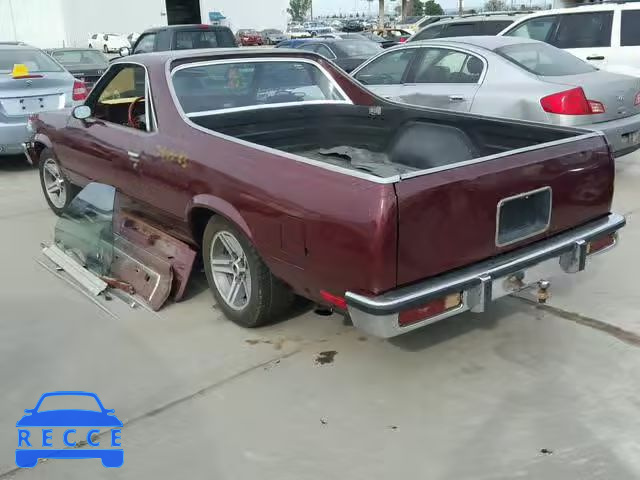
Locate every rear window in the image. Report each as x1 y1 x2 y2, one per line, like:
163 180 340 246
51 50 106 66
332 40 382 57
442 22 477 37
0 49 63 73
621 10 640 46
172 61 347 115
482 20 514 35
496 42 596 76
175 29 236 49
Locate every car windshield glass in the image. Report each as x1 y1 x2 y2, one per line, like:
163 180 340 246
333 40 382 57
51 50 106 65
496 42 596 76
0 49 63 73
36 394 102 412
172 60 347 115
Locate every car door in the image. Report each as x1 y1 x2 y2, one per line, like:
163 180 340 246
550 11 614 69
351 48 420 100
399 47 484 112
61 64 153 195
612 8 640 73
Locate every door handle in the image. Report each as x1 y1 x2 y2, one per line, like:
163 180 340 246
587 55 605 60
449 95 465 102
127 151 141 168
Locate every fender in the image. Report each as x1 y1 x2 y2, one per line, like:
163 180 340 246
187 194 253 241
33 133 53 150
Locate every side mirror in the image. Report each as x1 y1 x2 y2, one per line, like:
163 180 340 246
119 46 130 57
72 105 92 120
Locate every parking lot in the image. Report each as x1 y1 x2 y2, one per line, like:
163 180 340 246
0 150 638 479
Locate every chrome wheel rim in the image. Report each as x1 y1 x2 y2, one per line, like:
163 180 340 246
210 231 252 311
42 158 67 209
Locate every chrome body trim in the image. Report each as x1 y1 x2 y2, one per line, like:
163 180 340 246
346 213 625 337
495 186 552 247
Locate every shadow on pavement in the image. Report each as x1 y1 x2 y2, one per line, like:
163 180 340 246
0 154 33 172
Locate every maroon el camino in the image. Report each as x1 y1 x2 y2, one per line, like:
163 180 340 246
24 48 624 337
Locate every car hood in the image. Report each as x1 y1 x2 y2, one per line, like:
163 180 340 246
16 410 123 427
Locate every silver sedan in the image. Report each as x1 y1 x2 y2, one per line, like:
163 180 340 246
0 45 84 157
352 36 640 157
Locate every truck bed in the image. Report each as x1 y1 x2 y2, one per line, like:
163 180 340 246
191 103 576 178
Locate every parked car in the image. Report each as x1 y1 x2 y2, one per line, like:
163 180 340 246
317 32 370 41
236 29 263 46
359 32 399 49
275 38 315 48
396 15 454 34
262 29 287 45
124 25 237 56
371 28 412 45
45 48 108 91
408 13 527 42
498 2 640 77
353 36 640 158
0 45 86 157
294 39 383 72
342 20 366 32
88 33 129 53
286 26 312 39
26 48 624 337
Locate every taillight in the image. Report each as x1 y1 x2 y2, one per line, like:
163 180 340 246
587 233 617 255
398 292 462 327
399 38 407 43
540 87 605 115
72 80 88 101
320 290 347 310
635 92 640 106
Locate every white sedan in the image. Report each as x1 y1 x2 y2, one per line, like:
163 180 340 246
88 33 129 53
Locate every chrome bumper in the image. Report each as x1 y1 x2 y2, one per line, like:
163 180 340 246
346 213 625 338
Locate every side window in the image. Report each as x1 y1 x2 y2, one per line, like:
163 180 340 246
413 48 483 84
315 45 336 59
353 49 417 85
103 34 108 41
505 16 558 42
298 44 319 52
621 10 640 46
89 65 149 130
134 34 156 54
553 12 613 48
440 23 478 38
413 24 444 41
482 21 513 35
91 34 97 40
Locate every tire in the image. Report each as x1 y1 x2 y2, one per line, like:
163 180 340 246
203 216 293 328
38 148 77 216
103 44 108 53
88 44 93 49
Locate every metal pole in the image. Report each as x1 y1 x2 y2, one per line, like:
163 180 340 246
8 0 18 41
458 0 464 15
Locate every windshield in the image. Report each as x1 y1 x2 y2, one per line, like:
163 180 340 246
0 49 63 73
496 42 597 76
333 40 382 57
36 394 103 412
172 60 347 115
51 50 106 66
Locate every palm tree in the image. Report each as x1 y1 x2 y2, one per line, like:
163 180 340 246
378 0 385 27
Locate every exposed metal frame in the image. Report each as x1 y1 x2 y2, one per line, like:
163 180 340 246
495 186 552 247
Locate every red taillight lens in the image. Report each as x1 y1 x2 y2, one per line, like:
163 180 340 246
320 290 347 310
398 293 462 327
587 233 617 254
540 87 605 115
635 92 640 106
399 38 407 43
72 80 88 101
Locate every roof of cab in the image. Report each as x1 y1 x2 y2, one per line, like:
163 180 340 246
113 47 322 67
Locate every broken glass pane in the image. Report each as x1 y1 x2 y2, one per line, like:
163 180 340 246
54 183 115 276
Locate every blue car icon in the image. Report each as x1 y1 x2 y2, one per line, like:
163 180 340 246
16 391 123 468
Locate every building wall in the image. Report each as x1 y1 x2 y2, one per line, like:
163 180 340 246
199 0 289 32
60 0 168 48
0 0 66 48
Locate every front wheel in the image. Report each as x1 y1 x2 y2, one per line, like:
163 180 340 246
203 217 293 328
39 148 77 216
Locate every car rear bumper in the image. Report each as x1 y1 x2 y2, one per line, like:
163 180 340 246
586 114 640 157
346 213 625 338
0 121 31 155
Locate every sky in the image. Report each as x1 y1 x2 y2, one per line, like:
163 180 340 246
313 0 462 16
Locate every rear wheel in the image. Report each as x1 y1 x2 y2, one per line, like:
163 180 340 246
103 44 108 53
38 148 77 216
203 216 293 328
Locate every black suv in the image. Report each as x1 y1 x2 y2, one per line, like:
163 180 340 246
125 24 237 56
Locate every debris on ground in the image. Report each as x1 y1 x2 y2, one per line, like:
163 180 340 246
315 350 338 365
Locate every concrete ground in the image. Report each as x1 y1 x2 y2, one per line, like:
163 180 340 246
1 152 639 479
